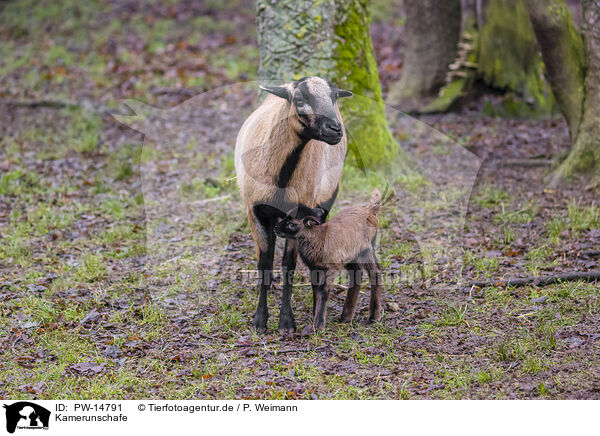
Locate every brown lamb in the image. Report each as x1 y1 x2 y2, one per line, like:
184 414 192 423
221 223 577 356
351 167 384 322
275 188 384 331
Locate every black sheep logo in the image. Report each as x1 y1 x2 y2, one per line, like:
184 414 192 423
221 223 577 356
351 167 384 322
2 402 50 433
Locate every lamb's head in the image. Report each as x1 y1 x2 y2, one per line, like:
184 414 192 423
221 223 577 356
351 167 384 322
260 76 352 145
274 204 326 239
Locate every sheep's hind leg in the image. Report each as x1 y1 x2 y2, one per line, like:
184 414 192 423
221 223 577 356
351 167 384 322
279 238 298 333
340 264 362 323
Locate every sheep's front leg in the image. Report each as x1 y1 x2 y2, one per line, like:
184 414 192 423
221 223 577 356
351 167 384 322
253 226 275 332
279 238 298 333
311 269 329 332
250 206 280 333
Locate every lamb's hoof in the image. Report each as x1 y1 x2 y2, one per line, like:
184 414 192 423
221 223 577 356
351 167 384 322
278 313 296 334
313 322 326 333
252 311 268 334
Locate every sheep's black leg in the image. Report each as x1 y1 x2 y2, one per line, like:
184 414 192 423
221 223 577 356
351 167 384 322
341 264 362 323
279 238 298 333
312 269 329 332
253 225 276 332
366 254 383 323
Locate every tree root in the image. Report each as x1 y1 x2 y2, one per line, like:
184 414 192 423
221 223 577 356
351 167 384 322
466 270 600 290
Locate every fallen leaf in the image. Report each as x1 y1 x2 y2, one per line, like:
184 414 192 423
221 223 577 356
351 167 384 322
67 362 106 376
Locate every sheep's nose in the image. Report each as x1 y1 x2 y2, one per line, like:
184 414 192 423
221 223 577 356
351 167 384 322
325 120 342 133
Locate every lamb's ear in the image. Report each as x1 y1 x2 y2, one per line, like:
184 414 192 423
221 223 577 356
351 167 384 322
303 216 320 228
336 88 353 98
260 85 291 101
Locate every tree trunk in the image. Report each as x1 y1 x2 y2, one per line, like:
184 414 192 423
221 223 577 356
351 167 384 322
386 0 461 112
551 0 600 182
257 0 401 168
527 0 585 137
477 0 554 114
419 0 556 115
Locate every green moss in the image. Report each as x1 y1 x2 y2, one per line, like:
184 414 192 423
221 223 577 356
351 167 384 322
478 0 555 114
423 79 468 113
331 2 397 167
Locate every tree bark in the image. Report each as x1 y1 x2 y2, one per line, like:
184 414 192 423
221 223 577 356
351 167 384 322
527 0 585 137
527 0 600 183
386 0 461 112
424 0 555 116
477 0 553 113
552 0 600 183
257 0 401 168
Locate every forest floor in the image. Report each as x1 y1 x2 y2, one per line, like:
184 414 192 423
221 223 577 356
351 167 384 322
1 0 599 400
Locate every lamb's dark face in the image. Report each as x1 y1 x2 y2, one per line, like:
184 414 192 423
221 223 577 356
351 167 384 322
274 205 325 239
260 76 352 145
274 215 302 239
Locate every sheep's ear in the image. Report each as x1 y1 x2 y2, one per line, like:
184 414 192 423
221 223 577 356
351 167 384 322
313 206 327 222
260 85 291 101
336 88 353 98
303 216 320 228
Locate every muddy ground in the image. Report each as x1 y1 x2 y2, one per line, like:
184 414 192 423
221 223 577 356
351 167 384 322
0 0 598 399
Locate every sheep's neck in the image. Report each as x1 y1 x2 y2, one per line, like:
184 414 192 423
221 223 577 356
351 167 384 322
276 136 310 188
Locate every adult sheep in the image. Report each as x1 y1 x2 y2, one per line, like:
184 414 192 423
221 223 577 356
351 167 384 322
235 76 352 333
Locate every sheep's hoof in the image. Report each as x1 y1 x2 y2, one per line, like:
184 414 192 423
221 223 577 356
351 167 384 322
252 311 268 333
278 312 296 334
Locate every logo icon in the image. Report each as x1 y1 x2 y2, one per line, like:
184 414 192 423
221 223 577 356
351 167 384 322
2 402 50 434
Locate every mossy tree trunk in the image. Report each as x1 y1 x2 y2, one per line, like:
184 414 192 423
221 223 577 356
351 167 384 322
477 0 552 110
546 0 600 183
386 0 461 112
400 0 555 115
527 0 585 137
257 0 401 168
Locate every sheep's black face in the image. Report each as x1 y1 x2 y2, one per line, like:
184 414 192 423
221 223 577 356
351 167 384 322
293 77 351 145
260 77 352 145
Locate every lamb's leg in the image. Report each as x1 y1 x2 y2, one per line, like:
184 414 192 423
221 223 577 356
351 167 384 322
311 269 329 332
340 264 362 323
279 238 298 333
366 254 383 323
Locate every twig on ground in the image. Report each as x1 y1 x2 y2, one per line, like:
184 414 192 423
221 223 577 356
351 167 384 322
497 158 554 167
189 195 231 206
0 98 124 116
466 270 600 290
